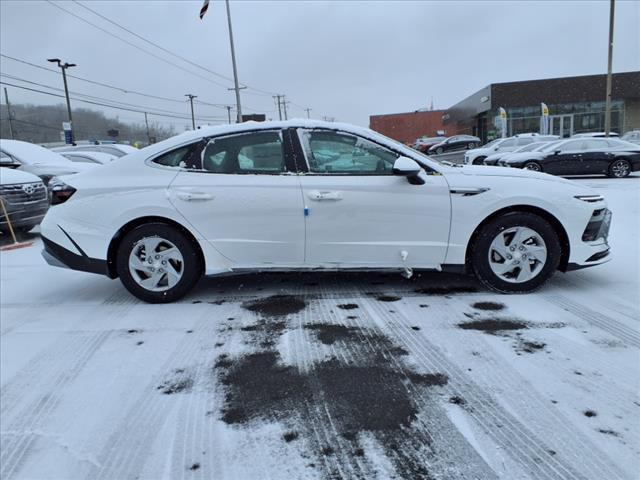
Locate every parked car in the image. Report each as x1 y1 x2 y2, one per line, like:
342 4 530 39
413 136 446 153
621 130 640 145
60 151 117 165
53 143 137 158
499 137 640 177
40 120 611 303
465 134 558 165
0 139 98 185
427 135 481 155
483 140 558 166
572 132 619 138
0 167 49 233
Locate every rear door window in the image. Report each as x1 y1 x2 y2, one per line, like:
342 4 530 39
201 131 287 174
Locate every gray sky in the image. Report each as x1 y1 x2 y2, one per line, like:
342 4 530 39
1 0 639 131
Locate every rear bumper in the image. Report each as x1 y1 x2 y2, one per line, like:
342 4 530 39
41 234 109 276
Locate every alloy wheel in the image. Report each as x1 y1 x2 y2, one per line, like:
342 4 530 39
488 226 547 283
525 162 541 171
128 236 184 292
611 160 630 178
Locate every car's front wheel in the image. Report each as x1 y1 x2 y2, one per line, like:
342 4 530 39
524 161 542 172
436 147 444 155
116 223 202 303
470 212 561 293
608 159 631 178
472 156 486 165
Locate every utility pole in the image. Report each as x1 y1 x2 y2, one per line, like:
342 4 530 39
3 88 16 140
225 106 232 124
47 58 76 143
305 108 312 119
604 0 615 137
225 0 243 123
185 94 197 129
273 95 283 121
282 95 289 120
144 112 151 144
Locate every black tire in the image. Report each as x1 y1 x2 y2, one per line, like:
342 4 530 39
116 222 202 303
470 212 561 293
467 143 475 149
524 161 542 172
472 156 486 165
607 159 631 178
436 147 443 155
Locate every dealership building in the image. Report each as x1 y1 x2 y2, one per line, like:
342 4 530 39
370 71 640 144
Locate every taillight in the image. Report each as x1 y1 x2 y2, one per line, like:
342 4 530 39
50 181 77 205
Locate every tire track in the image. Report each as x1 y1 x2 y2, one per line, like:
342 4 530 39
88 307 221 480
336 302 499 479
413 297 630 478
543 294 640 348
0 330 112 479
361 295 596 480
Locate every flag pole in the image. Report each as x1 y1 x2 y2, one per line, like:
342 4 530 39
225 0 243 123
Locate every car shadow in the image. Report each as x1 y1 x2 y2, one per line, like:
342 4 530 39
187 269 485 302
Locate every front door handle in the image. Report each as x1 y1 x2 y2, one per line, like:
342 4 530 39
175 191 214 202
307 190 343 201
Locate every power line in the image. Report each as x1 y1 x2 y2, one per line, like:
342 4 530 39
0 81 225 122
0 53 229 109
48 1 317 108
0 73 225 120
45 0 233 90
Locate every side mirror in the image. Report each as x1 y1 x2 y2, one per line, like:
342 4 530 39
554 150 561 155
394 157 426 185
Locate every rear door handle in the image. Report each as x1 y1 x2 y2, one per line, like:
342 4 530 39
175 191 214 202
307 190 343 201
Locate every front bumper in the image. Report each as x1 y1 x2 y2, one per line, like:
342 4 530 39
0 197 49 229
566 208 612 271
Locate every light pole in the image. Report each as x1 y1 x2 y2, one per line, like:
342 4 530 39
47 58 76 143
185 94 197 129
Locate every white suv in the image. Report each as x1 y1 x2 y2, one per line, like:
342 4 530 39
465 134 557 165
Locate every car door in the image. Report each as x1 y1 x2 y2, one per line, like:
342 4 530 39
167 129 305 267
579 139 609 174
295 128 451 268
542 139 584 175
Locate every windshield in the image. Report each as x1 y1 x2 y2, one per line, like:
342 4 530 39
538 140 565 152
482 139 502 148
514 142 546 153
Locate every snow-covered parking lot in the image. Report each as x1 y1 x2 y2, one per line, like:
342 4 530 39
1 175 639 480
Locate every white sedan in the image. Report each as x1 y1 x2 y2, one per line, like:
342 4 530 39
40 120 612 303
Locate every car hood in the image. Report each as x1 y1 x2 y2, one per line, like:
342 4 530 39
456 164 577 185
0 167 42 185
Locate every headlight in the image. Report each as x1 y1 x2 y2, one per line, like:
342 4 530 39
574 194 604 203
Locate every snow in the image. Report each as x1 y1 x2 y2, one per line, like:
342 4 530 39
1 175 639 479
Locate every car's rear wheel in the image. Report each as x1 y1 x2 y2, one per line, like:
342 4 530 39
116 223 202 303
608 159 630 178
470 212 561 293
472 156 486 165
524 161 542 172
436 147 443 155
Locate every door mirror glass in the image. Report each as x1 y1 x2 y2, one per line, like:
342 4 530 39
393 157 421 176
